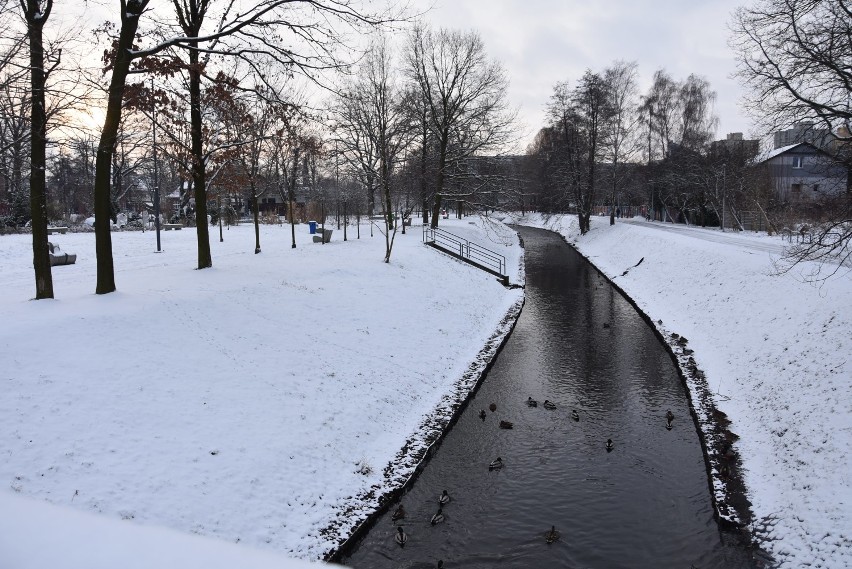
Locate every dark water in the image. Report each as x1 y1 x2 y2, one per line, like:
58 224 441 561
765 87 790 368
343 227 752 569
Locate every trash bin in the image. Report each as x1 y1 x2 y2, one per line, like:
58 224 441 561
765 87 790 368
308 220 317 234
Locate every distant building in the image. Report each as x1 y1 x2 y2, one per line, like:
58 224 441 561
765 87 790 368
757 142 846 204
772 122 833 150
710 132 760 159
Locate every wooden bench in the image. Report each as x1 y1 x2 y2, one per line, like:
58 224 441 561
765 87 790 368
312 228 333 243
163 223 182 230
47 227 68 235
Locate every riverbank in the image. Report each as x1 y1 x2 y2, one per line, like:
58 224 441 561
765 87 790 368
0 218 523 567
517 213 851 569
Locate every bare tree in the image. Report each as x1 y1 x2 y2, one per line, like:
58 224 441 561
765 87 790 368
678 74 718 152
333 36 413 262
91 0 397 294
638 69 684 172
732 0 851 273
0 68 30 225
407 24 514 228
601 60 640 225
20 0 59 299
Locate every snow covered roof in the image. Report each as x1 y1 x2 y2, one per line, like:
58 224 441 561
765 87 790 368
755 142 821 163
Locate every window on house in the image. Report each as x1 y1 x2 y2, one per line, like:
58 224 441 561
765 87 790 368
792 156 803 168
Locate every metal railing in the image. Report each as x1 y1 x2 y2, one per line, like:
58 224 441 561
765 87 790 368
423 225 506 277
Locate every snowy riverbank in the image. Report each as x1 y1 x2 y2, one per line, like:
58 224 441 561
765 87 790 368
2 213 849 568
517 213 851 569
0 218 523 567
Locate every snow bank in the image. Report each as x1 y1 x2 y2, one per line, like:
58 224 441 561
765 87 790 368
0 491 331 569
0 218 523 563
518 213 851 569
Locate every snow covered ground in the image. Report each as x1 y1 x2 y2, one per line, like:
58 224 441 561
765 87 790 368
2 213 849 568
517 214 851 569
0 218 523 566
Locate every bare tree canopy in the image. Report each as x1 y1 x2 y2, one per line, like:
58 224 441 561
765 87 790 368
407 24 515 227
90 0 401 293
732 0 852 276
731 0 851 139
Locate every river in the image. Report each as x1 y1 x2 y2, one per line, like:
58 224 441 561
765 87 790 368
342 226 753 568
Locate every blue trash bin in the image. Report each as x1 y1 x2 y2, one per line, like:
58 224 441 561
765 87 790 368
308 221 317 234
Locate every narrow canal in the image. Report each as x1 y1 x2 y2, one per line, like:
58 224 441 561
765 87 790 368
343 226 753 568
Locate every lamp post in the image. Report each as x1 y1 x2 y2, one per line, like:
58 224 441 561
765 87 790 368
151 76 161 252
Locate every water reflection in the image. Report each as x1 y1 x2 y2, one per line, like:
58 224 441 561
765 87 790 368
343 227 752 569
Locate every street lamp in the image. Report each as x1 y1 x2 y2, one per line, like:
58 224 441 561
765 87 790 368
151 76 162 252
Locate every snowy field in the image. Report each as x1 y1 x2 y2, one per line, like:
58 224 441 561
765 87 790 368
2 213 850 568
0 218 523 566
517 214 851 569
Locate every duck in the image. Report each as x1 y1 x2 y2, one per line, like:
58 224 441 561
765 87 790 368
439 490 451 505
437 561 444 569
605 439 614 452
665 410 674 426
489 403 497 412
499 420 514 429
720 464 731 479
489 457 503 470
544 525 561 544
543 400 557 410
721 441 735 460
571 409 580 421
479 409 487 420
430 507 445 525
527 397 538 408
395 526 407 547
391 504 405 521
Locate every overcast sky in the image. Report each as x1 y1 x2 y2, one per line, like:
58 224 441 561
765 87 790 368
53 0 755 149
414 0 754 150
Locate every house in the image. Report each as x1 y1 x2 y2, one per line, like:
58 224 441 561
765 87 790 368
757 142 846 204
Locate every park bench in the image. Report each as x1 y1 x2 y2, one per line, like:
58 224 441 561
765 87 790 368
47 241 76 266
47 227 68 235
163 223 182 230
312 228 333 243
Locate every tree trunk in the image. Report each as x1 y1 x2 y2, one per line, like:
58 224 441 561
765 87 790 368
93 6 144 294
382 161 393 263
188 46 212 269
25 0 53 299
218 195 223 242
430 136 449 228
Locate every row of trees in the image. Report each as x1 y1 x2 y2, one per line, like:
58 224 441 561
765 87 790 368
526 63 731 233
526 0 850 275
6 0 848 298
2 0 521 299
331 27 516 261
